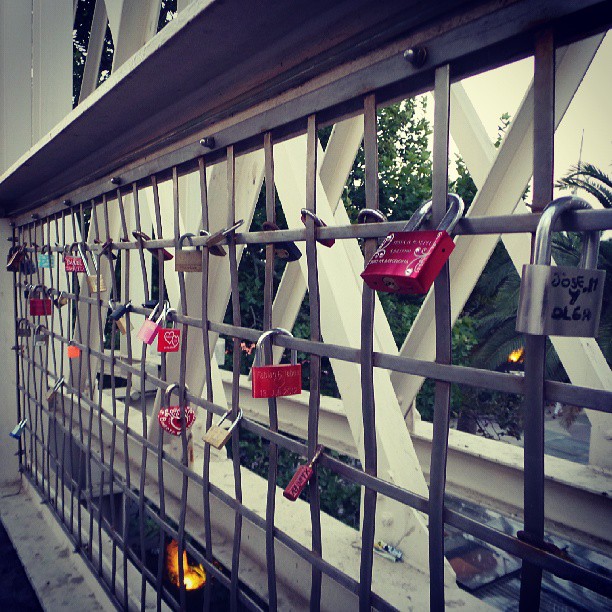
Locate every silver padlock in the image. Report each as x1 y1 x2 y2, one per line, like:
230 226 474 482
516 196 605 337
174 233 202 272
34 324 49 346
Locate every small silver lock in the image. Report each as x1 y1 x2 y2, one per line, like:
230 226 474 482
202 408 243 449
10 418 27 439
516 196 605 337
79 243 106 293
34 324 49 346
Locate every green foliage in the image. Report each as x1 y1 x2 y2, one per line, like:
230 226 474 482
556 162 612 209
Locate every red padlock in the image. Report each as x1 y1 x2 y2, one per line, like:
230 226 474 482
283 445 323 501
64 242 87 273
157 308 181 353
137 301 165 345
29 285 52 316
360 194 464 295
67 340 81 359
300 208 335 248
252 328 302 398
158 383 196 436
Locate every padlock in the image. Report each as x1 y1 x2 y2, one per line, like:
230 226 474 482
29 285 52 316
204 220 244 252
132 231 174 261
301 209 335 247
67 340 81 359
54 291 69 308
9 418 27 439
157 308 181 353
360 194 464 294
23 283 34 299
516 196 605 337
47 376 65 403
6 245 26 272
261 221 302 261
64 243 86 273
109 300 132 335
37 245 55 269
202 408 242 449
17 318 31 338
175 233 203 272
199 230 226 256
137 301 165 345
34 324 49 346
20 250 37 276
251 328 302 398
158 383 196 436
79 243 107 293
283 445 323 501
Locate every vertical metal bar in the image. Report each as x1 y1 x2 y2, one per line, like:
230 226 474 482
11 222 23 479
359 93 379 612
117 188 133 609
519 29 555 611
174 166 191 612
151 174 169 612
199 156 215 612
429 63 452 612
305 114 324 611
134 182 152 612
227 144 244 612
263 132 279 611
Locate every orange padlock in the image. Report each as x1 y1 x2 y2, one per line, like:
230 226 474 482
67 340 81 358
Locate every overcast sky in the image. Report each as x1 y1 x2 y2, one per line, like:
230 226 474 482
451 32 611 206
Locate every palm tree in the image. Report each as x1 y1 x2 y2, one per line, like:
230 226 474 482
556 162 612 208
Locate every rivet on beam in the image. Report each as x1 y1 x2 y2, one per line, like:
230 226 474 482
110 177 122 185
403 47 427 68
62 199 72 207
199 137 216 149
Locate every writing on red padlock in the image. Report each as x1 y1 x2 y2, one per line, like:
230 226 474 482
360 194 464 295
137 300 166 345
158 383 196 436
63 242 87 273
157 307 181 353
29 284 52 316
284 445 324 501
251 328 302 399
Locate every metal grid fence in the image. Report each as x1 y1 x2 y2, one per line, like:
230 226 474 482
9 35 612 612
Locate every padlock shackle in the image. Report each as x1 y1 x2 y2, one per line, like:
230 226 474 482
164 382 190 407
534 196 600 267
41 244 52 255
357 209 387 224
217 408 243 428
254 328 297 367
300 208 325 227
31 284 45 298
34 324 47 335
165 307 178 328
178 232 196 248
403 193 464 233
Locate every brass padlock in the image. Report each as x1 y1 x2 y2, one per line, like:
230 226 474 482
47 376 65 403
54 290 69 308
79 243 106 293
109 300 132 335
174 233 202 273
202 408 242 449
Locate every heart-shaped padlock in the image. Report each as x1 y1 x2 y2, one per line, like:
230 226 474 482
158 383 196 436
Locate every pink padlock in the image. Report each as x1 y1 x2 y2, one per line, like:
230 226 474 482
137 301 165 345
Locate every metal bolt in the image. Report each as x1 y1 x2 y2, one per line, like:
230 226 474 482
62 199 71 207
403 46 427 68
199 137 216 149
31 213 40 220
110 177 122 185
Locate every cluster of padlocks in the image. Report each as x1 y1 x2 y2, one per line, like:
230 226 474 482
8 195 605 496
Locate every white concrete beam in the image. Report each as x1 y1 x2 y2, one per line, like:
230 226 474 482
78 0 109 102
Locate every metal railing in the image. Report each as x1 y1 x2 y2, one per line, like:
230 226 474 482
8 29 612 612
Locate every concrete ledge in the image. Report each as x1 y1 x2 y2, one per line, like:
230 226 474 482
0 478 115 612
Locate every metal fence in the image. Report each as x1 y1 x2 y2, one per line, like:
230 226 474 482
8 28 612 612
